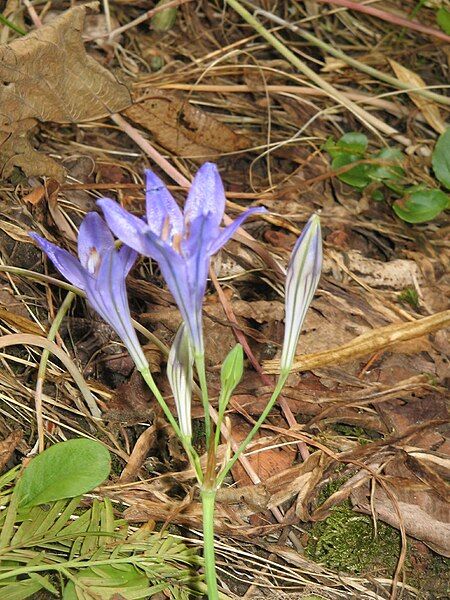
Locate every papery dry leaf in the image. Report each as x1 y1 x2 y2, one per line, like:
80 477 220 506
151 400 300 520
125 88 250 158
388 60 447 134
0 3 131 179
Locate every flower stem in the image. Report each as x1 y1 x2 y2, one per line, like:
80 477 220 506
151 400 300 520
216 370 289 487
140 366 203 482
200 488 219 600
194 353 212 447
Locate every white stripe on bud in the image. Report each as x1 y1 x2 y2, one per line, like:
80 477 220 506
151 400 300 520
280 214 322 373
167 324 193 438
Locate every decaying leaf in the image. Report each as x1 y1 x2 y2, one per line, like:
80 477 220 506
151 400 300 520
389 59 447 134
125 88 250 158
0 3 131 179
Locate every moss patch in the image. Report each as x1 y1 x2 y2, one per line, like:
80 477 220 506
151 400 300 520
306 501 400 575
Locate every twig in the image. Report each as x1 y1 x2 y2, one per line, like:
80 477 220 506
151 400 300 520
315 0 450 44
264 310 450 373
22 0 42 28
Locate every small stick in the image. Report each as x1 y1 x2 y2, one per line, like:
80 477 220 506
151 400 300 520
315 0 450 44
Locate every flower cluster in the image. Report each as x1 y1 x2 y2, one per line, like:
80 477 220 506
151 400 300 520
30 162 322 436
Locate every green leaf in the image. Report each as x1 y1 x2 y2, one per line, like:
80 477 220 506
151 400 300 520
436 8 450 35
332 153 371 188
16 439 111 508
337 132 368 155
370 147 405 181
432 127 450 190
63 564 149 600
220 344 244 393
393 189 449 223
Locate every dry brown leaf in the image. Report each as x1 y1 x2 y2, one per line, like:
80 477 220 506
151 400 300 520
389 59 447 134
0 3 131 179
125 89 250 158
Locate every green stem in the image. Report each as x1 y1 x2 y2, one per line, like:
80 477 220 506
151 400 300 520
35 291 75 451
195 353 212 447
140 366 203 482
200 488 219 600
0 14 26 35
216 371 289 487
38 292 75 381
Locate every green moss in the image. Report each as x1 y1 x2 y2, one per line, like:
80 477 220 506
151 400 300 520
306 502 400 575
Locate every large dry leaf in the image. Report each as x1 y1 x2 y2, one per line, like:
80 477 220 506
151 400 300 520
125 88 250 158
389 59 447 134
0 3 131 178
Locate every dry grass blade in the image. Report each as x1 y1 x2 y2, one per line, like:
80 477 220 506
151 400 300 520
0 333 101 417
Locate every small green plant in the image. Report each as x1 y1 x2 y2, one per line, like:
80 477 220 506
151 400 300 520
324 129 450 223
0 439 202 599
398 287 420 309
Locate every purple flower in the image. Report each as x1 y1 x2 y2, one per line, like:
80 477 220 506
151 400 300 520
280 214 322 373
29 213 148 371
98 162 266 354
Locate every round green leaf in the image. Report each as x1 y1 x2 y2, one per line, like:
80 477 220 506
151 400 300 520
17 439 111 508
432 128 450 190
370 147 405 182
332 153 371 188
337 132 368 155
393 189 449 223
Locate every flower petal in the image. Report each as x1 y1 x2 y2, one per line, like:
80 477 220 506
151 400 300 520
184 163 225 229
145 170 183 237
97 198 151 255
208 206 267 255
85 248 148 371
280 215 322 373
29 233 87 290
117 244 137 276
77 212 115 270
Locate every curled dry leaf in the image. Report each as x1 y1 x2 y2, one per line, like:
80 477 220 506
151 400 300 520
0 3 131 179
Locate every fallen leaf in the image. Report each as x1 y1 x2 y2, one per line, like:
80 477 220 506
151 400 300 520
0 3 131 179
389 60 447 134
125 88 250 158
